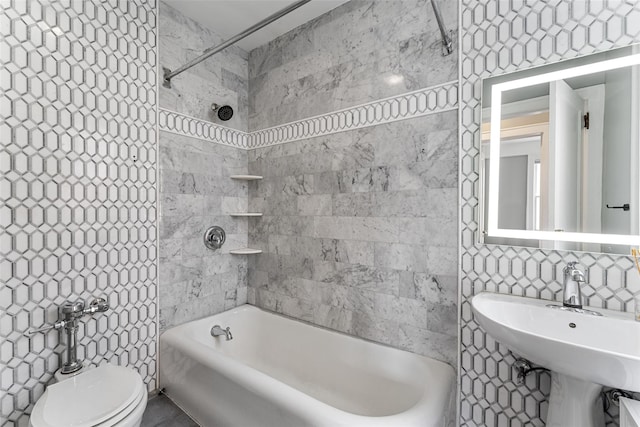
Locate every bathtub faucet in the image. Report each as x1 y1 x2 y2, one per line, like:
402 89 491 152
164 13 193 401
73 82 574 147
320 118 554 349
211 325 233 341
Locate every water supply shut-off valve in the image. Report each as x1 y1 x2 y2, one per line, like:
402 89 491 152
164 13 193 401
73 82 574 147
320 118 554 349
26 297 110 374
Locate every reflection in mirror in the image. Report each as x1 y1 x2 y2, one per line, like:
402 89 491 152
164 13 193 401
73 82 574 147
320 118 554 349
480 44 640 254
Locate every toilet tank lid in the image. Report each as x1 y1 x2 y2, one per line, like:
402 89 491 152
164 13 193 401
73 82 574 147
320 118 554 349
31 364 144 427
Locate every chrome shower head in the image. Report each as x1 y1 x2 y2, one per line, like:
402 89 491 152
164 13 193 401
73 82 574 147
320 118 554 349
211 103 234 121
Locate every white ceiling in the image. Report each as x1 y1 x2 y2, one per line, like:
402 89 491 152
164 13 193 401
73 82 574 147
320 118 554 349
162 0 350 52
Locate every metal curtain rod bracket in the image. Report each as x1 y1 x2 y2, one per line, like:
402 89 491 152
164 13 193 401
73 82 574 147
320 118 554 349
430 0 453 56
163 0 312 88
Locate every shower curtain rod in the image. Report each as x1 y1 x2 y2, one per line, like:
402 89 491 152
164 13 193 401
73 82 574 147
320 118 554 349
163 0 312 88
430 0 453 56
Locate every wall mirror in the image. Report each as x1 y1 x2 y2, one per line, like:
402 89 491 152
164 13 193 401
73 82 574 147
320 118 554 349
480 44 640 254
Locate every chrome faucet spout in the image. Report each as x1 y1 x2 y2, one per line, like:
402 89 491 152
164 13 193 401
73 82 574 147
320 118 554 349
211 325 233 341
563 262 585 309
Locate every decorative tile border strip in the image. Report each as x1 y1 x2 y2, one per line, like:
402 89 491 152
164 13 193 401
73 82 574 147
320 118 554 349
159 109 250 149
249 80 458 148
159 80 458 150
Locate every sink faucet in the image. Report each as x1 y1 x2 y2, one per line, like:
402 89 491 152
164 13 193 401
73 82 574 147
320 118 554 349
211 325 233 340
563 262 585 309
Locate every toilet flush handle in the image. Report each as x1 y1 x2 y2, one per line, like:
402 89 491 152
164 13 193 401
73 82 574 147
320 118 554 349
24 320 66 336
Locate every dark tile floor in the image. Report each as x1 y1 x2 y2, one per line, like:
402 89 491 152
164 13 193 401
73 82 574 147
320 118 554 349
141 394 200 427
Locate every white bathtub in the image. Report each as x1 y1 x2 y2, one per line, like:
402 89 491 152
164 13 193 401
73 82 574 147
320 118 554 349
159 305 455 427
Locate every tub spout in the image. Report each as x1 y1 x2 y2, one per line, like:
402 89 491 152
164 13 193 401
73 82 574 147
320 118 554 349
211 325 233 340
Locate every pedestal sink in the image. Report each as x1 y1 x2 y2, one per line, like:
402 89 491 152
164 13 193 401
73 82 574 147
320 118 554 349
471 292 640 427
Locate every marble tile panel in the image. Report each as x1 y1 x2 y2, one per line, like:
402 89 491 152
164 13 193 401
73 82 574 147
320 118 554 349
318 238 375 266
222 68 248 96
426 244 456 276
203 254 238 275
160 194 204 217
268 234 292 256
260 153 329 177
263 193 298 216
237 286 248 305
374 293 428 329
387 157 458 191
329 140 376 171
159 131 236 159
313 171 342 194
177 236 208 261
397 216 457 248
248 195 266 213
275 277 327 305
425 301 458 337
312 260 399 295
159 2 249 78
159 170 212 196
312 305 353 334
369 112 458 166
248 268 269 289
280 174 315 195
252 288 277 312
248 0 458 129
297 194 332 216
209 177 247 198
159 278 204 309
397 29 459 91
275 294 316 324
160 258 204 285
274 216 316 237
248 43 283 80
269 254 315 283
399 272 457 306
337 166 390 193
221 196 248 213
331 192 376 217
160 292 227 331
373 190 432 217
351 310 399 348
159 239 182 262
373 243 430 273
313 216 399 243
160 215 202 240
327 285 377 318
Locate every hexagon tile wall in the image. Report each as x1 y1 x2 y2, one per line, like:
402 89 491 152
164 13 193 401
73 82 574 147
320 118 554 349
0 1 158 425
459 1 640 426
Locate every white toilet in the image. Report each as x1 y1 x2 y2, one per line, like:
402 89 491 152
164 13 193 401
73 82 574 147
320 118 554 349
29 364 148 427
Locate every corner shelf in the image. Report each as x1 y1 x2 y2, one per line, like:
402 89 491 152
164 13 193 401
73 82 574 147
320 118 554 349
230 175 263 181
229 212 263 217
229 248 263 255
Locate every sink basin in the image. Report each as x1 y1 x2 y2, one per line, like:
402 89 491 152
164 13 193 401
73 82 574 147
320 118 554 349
472 292 640 391
472 292 640 426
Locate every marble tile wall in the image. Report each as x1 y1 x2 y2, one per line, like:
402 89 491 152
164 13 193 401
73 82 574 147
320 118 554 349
247 110 459 366
248 0 458 130
158 6 250 330
158 131 248 330
459 1 640 426
0 1 158 424
159 1 249 131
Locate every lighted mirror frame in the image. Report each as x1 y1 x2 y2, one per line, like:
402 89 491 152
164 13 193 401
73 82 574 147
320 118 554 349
487 51 640 246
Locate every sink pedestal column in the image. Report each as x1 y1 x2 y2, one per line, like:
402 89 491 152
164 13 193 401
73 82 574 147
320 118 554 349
546 372 604 427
